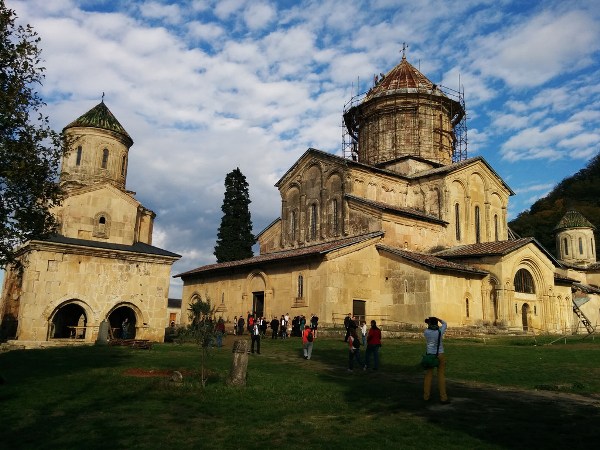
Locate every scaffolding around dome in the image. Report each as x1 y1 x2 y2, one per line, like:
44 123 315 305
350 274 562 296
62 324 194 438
342 59 467 168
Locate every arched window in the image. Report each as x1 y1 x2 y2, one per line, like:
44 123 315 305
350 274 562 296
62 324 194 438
121 154 127 176
494 214 499 241
297 274 304 298
579 237 583 255
592 239 594 255
76 146 82 166
514 268 535 294
331 199 338 235
290 210 296 242
93 213 110 238
465 299 470 318
404 279 408 293
310 204 317 240
564 238 569 256
475 205 481 243
101 148 109 169
455 203 461 241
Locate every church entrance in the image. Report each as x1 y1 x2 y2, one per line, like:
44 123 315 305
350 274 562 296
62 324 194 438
253 292 265 318
108 305 136 339
353 299 366 324
49 302 87 339
521 303 530 331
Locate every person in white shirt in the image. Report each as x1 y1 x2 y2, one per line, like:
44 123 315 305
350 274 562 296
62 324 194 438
423 316 448 403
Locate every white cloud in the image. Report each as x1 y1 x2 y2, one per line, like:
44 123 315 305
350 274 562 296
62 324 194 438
243 2 275 30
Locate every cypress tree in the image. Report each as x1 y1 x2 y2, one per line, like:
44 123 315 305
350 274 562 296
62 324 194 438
214 168 255 263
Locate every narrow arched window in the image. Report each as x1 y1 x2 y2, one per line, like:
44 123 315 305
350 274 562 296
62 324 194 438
297 274 303 298
579 237 583 255
121 155 126 176
404 279 408 293
592 239 594 255
455 203 461 241
475 205 481 243
494 214 499 241
465 299 470 318
76 146 82 166
310 204 317 240
332 199 338 235
290 211 296 242
564 238 569 256
514 268 535 294
101 148 109 169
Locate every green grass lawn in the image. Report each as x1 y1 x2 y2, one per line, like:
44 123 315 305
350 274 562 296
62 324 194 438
1 334 599 449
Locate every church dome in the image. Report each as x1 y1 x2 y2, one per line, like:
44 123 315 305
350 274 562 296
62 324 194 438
64 101 133 147
364 54 437 101
553 210 596 232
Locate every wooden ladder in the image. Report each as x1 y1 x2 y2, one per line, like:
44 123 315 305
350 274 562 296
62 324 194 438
572 301 595 335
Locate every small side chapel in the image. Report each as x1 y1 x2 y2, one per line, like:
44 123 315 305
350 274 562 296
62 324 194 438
0 101 180 345
177 54 598 334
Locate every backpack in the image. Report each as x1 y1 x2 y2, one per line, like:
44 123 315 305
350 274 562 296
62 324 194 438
352 336 360 349
307 331 314 342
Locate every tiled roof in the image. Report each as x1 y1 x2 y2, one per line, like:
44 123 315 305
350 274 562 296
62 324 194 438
31 234 181 258
365 55 437 101
554 273 581 284
175 231 384 278
573 282 600 294
346 194 447 225
376 244 488 275
554 210 596 231
64 102 133 146
434 238 536 258
434 237 563 268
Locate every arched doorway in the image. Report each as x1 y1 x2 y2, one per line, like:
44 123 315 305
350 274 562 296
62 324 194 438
521 303 530 331
108 305 137 339
50 302 87 339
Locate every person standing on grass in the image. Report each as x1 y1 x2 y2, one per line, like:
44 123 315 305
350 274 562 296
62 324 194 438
360 321 367 346
233 316 238 335
251 321 261 354
302 325 314 360
364 320 382 370
237 315 245 335
310 314 319 338
347 329 364 372
270 316 279 339
423 316 449 404
343 313 351 341
215 317 225 348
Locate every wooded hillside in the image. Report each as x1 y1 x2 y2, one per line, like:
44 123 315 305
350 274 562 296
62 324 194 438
508 153 600 257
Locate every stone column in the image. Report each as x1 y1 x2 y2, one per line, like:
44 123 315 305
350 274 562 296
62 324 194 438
226 339 249 387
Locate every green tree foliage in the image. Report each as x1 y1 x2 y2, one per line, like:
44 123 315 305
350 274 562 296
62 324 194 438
509 153 600 256
214 167 255 263
183 294 216 387
0 1 65 268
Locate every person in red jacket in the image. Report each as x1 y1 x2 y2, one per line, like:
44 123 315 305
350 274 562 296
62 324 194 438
364 320 382 370
302 325 314 360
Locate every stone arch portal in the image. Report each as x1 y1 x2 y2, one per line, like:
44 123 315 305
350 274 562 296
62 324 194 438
49 301 88 339
107 304 138 339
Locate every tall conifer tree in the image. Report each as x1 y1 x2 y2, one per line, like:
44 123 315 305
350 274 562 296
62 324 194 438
214 168 254 263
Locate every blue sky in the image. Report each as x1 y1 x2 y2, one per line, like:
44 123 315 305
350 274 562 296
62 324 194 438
5 0 600 298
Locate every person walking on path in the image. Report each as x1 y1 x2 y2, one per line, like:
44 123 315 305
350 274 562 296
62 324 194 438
347 329 364 372
302 325 314 360
423 316 449 403
364 320 382 370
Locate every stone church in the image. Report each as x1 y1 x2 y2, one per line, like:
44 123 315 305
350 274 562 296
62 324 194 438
0 101 180 345
177 54 599 334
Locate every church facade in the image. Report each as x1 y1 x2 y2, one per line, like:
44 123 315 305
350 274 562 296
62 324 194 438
0 102 180 344
177 55 598 335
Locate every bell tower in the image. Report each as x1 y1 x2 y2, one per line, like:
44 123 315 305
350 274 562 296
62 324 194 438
60 101 133 192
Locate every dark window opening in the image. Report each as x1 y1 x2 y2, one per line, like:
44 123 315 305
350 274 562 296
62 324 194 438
514 268 535 294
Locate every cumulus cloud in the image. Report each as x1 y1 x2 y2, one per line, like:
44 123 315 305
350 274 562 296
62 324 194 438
4 0 600 298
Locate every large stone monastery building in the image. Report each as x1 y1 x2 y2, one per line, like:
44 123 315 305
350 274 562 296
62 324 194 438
0 102 180 345
177 55 599 334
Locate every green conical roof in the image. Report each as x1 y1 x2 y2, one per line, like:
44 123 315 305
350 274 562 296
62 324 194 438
553 210 596 232
64 101 133 146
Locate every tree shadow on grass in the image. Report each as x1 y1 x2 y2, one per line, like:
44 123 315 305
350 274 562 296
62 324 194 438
311 346 600 450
